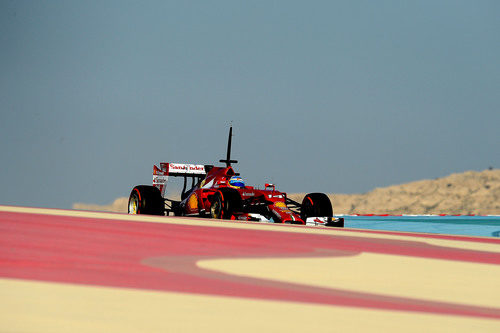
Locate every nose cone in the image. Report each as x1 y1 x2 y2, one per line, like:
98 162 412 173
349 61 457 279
271 202 304 224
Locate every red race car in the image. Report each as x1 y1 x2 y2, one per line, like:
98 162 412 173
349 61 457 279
128 127 344 227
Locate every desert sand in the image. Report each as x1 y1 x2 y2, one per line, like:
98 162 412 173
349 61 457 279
73 169 500 215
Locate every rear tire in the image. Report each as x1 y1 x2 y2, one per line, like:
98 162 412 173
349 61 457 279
128 185 164 215
301 193 332 221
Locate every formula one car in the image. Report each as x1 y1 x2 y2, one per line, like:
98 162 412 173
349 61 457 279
128 127 344 227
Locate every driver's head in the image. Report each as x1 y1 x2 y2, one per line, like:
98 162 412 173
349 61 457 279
229 176 245 188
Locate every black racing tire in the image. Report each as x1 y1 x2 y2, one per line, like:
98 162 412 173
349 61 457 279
210 192 224 219
301 193 333 221
210 189 242 219
128 185 164 215
171 201 182 216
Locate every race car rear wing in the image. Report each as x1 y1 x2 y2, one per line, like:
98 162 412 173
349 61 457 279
153 163 212 197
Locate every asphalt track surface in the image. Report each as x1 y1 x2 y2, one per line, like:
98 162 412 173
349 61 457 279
1 205 500 332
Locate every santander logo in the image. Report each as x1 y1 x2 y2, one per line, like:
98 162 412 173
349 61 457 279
189 165 204 171
169 163 205 174
170 164 187 170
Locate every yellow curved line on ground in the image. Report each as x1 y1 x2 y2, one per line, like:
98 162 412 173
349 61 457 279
1 205 498 254
198 253 500 309
1 278 499 333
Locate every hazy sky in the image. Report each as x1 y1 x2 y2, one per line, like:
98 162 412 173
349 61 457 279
1 0 499 209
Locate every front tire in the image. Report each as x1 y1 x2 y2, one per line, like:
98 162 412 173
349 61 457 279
301 193 332 221
210 189 242 219
210 192 224 219
128 185 164 215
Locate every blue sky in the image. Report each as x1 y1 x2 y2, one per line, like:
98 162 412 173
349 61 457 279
1 0 499 209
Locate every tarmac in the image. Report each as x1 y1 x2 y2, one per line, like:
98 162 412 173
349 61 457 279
1 205 499 332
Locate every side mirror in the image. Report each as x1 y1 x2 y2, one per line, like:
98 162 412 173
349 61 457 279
265 183 275 191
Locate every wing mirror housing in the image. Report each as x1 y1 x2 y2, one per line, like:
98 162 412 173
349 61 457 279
265 183 275 192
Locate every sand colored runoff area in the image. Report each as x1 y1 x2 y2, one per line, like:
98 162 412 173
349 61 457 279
3 278 500 333
1 205 500 332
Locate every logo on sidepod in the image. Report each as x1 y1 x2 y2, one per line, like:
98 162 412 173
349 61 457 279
187 194 198 210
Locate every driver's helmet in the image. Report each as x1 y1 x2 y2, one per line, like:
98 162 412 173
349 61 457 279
229 176 245 188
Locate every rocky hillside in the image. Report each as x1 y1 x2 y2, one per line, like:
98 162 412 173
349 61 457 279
74 169 500 215
290 169 500 215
